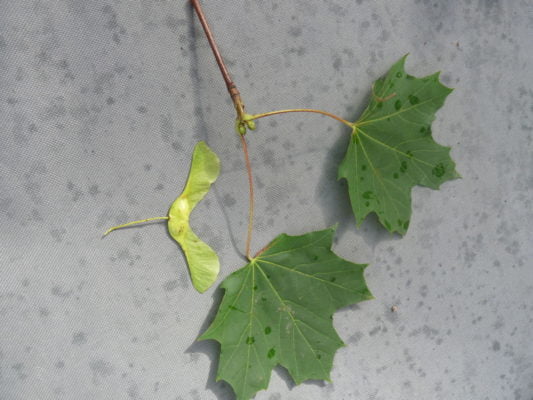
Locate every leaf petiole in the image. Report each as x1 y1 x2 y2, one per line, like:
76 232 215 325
247 109 353 129
240 134 255 261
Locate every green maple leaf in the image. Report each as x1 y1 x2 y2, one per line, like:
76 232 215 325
200 226 373 400
338 55 459 235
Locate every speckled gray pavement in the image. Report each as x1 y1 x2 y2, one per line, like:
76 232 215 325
1 1 532 399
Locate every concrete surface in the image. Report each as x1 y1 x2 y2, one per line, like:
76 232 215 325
1 1 532 399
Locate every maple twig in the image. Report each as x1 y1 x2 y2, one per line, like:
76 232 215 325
249 109 353 128
191 0 255 259
190 0 245 121
240 135 255 260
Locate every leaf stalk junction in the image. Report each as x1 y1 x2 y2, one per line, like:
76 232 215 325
191 0 354 260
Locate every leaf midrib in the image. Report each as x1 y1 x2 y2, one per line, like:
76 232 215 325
357 135 403 223
255 263 329 380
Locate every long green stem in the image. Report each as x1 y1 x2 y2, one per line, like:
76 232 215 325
104 217 169 236
249 108 353 128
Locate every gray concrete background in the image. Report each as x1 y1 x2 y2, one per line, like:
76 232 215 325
1 1 532 399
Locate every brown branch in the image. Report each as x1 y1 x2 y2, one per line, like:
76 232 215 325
190 0 245 121
191 0 256 259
